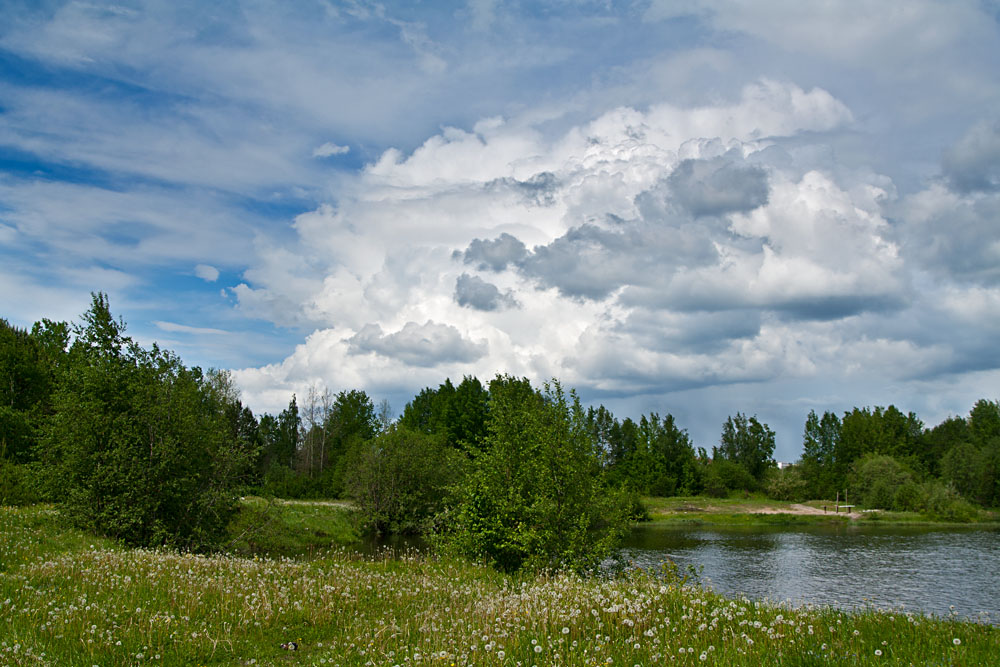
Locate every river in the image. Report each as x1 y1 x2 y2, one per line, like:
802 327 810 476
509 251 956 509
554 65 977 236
620 523 1000 623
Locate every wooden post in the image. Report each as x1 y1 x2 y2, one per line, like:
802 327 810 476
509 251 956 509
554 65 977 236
836 491 840 513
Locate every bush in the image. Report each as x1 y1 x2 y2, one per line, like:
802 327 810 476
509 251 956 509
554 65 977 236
260 464 320 499
0 460 43 506
345 426 465 534
703 459 758 497
921 481 978 522
764 466 808 501
848 454 915 510
439 377 631 573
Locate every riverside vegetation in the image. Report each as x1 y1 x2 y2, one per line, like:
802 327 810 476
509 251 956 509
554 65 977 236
2 504 997 666
3 294 1000 664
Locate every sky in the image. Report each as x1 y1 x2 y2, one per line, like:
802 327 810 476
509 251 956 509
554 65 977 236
2 0 1000 461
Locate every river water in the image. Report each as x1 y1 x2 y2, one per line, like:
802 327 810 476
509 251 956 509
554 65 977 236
620 523 1000 623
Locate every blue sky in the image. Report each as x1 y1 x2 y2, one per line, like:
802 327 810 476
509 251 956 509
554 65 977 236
3 0 1000 460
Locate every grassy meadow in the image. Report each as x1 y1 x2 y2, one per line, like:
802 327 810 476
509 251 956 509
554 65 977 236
2 503 998 666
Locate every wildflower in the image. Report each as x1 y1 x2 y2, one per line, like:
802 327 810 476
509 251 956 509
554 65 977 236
953 638 961 646
875 649 882 656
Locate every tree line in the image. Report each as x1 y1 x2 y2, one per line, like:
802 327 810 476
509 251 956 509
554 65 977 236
2 294 997 570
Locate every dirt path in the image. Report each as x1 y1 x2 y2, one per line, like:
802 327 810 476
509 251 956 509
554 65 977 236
754 503 862 519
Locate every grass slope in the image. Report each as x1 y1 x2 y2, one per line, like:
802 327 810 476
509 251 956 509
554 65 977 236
1 504 997 666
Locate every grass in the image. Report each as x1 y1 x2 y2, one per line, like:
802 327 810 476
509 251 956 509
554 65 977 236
640 495 851 526
1 504 997 666
639 495 1000 527
225 496 361 558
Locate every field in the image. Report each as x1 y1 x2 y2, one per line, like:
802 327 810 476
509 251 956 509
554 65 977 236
1 503 997 666
639 495 1000 526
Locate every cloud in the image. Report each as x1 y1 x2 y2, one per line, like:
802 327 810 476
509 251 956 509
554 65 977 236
897 184 1000 286
454 273 518 311
153 320 228 335
667 154 769 217
458 233 529 271
348 321 488 366
487 171 559 206
313 142 351 158
194 264 220 282
942 119 1000 193
229 78 911 421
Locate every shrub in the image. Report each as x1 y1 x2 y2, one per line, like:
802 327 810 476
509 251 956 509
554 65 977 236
439 377 631 573
0 460 42 506
764 465 808 501
345 426 465 534
703 459 758 497
848 454 914 510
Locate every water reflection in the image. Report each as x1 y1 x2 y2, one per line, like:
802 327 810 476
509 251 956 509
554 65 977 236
621 524 999 622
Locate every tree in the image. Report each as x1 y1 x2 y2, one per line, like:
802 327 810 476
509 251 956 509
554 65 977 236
399 376 490 450
645 413 699 496
0 318 66 463
345 426 465 534
440 376 630 573
800 410 840 499
969 399 1000 447
718 413 776 483
42 293 253 550
321 389 378 496
919 415 970 478
848 454 916 511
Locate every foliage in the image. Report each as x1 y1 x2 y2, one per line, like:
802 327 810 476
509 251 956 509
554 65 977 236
440 376 631 572
399 375 490 449
836 406 924 487
848 454 916 511
718 412 775 483
800 409 840 499
0 459 43 506
764 465 808 501
41 293 255 550
345 426 466 534
702 458 758 497
599 410 700 497
0 318 66 463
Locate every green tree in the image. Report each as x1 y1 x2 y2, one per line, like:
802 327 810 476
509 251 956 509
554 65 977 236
799 410 840 499
919 415 970 478
837 406 924 484
848 454 915 511
321 389 378 497
642 413 698 496
42 293 252 550
718 413 775 483
345 426 465 534
969 399 1000 447
941 440 983 501
441 376 630 572
399 376 490 450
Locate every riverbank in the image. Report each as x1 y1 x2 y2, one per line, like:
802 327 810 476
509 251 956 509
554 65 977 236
2 504 997 666
640 495 1000 527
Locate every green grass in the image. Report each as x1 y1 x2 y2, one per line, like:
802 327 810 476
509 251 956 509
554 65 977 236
1 503 997 666
225 496 361 558
639 495 1000 527
640 496 849 526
